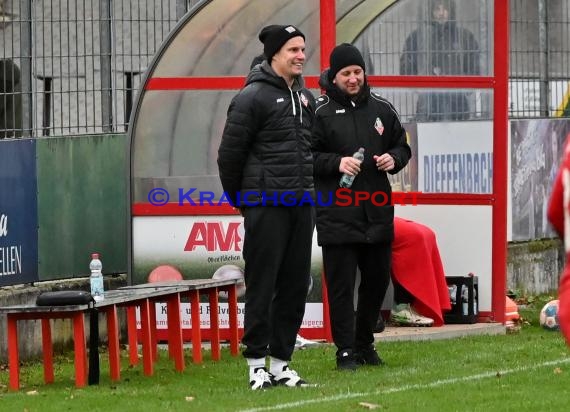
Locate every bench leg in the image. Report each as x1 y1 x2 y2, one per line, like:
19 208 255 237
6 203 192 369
188 289 202 364
106 306 121 381
208 288 221 361
7 315 20 390
72 313 87 387
150 302 158 362
166 294 184 372
126 306 138 366
139 300 154 376
41 318 54 384
227 285 239 356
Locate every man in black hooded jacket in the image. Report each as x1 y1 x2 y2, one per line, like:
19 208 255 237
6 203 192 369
312 43 411 370
218 25 315 390
400 0 480 121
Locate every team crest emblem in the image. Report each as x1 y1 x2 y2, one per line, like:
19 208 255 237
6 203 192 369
374 117 384 135
300 93 309 108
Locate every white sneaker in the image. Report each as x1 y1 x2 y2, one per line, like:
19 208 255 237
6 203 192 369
391 304 434 327
272 365 312 387
295 334 319 349
249 367 273 390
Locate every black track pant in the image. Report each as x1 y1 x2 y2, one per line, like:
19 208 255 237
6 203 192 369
241 206 315 361
323 242 391 353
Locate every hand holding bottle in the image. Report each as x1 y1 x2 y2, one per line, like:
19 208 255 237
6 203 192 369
339 148 365 188
339 156 362 176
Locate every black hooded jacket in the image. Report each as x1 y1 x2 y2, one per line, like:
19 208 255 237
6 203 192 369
217 61 316 206
312 70 411 245
399 0 480 120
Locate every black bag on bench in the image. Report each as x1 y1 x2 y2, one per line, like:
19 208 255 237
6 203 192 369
36 290 94 306
36 290 100 385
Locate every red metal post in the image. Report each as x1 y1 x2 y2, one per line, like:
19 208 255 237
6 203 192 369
492 0 510 324
320 0 336 71
319 0 336 343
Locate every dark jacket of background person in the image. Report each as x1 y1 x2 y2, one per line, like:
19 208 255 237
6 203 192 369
312 71 411 245
0 59 23 138
218 60 315 206
400 0 480 121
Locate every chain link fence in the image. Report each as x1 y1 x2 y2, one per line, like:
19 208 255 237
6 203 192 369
0 0 201 138
510 0 570 117
0 0 569 138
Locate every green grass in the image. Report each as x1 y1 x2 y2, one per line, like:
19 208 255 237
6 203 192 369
1 296 569 412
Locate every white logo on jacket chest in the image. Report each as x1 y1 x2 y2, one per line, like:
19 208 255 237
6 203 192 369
336 109 345 114
374 117 384 135
276 98 284 103
300 93 309 107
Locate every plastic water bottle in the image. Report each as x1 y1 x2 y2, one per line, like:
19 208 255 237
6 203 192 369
461 285 469 315
89 253 104 301
339 147 365 188
448 284 457 306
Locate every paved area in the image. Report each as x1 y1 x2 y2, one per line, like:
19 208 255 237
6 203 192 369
154 323 507 352
374 322 506 342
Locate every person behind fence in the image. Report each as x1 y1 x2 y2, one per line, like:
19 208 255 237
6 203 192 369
400 0 480 121
217 24 316 390
312 43 411 370
546 137 570 346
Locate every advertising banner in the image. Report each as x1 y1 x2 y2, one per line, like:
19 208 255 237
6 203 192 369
417 121 493 194
511 119 570 240
0 139 39 286
132 215 324 332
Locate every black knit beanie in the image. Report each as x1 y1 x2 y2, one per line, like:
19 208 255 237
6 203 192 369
328 43 366 81
259 25 305 62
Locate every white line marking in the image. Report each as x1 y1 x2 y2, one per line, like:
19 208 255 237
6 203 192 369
239 358 570 412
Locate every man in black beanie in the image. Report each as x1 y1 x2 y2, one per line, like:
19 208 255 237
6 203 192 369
312 43 411 370
218 25 315 390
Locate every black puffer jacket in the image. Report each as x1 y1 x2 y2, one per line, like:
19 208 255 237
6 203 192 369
218 61 316 206
312 71 411 245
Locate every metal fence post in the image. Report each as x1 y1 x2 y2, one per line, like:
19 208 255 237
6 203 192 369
100 0 113 132
538 0 549 117
19 0 33 137
176 0 187 20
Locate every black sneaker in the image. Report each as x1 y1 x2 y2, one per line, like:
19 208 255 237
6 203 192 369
336 349 358 371
354 346 384 366
249 367 273 390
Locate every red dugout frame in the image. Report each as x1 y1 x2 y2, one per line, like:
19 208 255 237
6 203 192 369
129 0 509 342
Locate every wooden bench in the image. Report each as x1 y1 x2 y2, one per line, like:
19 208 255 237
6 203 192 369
0 278 239 390
119 278 240 364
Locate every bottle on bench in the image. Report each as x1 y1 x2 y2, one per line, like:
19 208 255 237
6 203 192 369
89 253 104 301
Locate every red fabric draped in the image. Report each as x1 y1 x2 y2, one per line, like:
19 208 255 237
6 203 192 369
392 217 451 326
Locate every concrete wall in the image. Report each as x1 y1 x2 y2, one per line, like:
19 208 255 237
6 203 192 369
507 239 564 295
